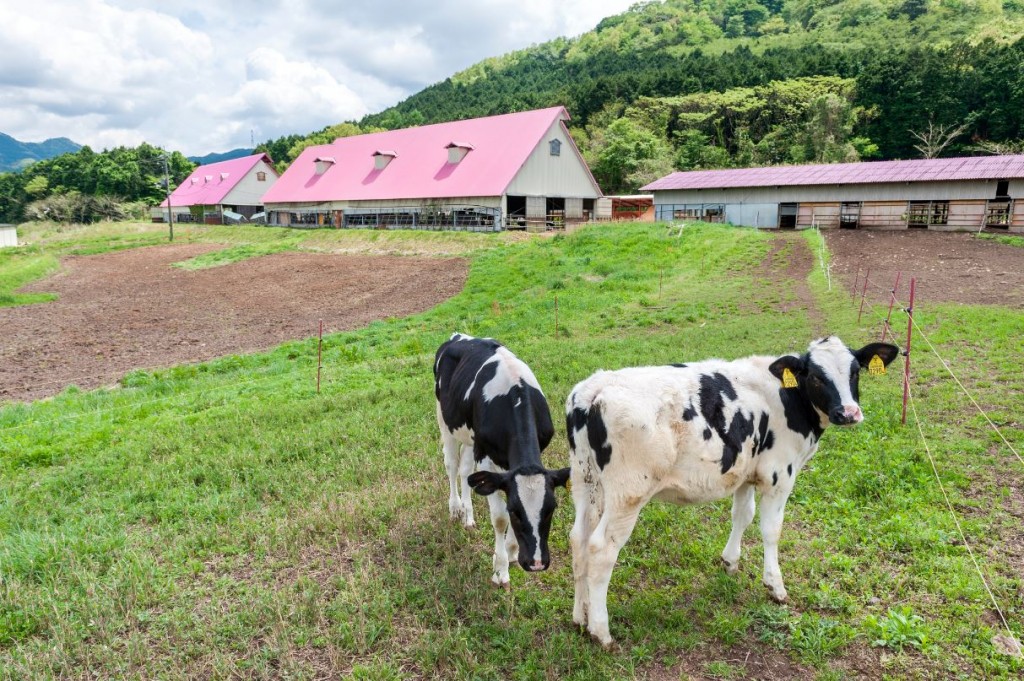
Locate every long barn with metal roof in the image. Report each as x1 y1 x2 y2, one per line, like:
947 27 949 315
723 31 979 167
641 155 1024 232
261 106 602 232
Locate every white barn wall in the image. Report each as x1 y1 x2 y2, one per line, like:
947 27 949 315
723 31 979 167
505 119 601 199
224 159 278 207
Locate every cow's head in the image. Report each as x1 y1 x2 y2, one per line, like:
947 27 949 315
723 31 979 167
769 336 899 426
467 464 571 572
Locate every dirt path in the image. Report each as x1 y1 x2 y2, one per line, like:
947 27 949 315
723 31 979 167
759 233 826 336
1 244 468 403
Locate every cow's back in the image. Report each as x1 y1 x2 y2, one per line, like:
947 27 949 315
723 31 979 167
569 359 783 503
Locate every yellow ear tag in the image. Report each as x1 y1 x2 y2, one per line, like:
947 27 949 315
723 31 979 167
565 479 573 493
868 354 886 376
782 368 798 389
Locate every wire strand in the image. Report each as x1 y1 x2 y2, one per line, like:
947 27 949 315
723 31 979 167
907 383 1022 655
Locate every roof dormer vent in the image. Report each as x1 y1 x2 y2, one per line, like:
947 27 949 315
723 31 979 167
314 156 336 175
373 150 398 170
191 177 199 184
204 175 213 183
446 142 474 164
220 172 229 180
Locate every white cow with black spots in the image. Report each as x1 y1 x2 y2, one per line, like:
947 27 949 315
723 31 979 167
434 333 570 587
565 336 899 646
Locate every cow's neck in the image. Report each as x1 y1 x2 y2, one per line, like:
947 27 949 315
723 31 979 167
506 387 543 471
778 385 826 443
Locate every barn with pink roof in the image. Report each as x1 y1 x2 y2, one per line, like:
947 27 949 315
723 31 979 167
261 107 603 231
641 155 1024 232
155 153 279 224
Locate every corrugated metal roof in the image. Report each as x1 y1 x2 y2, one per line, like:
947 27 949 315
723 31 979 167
641 155 1024 191
162 153 276 208
261 107 601 204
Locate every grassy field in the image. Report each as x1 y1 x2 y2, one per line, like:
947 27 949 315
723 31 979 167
1 221 1022 679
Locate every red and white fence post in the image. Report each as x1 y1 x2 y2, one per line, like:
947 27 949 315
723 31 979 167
881 271 902 342
316 319 324 394
901 278 915 425
857 268 870 324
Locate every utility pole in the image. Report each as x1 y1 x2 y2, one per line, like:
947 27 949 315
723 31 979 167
162 154 174 242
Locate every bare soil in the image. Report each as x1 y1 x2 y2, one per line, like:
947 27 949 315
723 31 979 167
1 244 467 403
824 229 1024 309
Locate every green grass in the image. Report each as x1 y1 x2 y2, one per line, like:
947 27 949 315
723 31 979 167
977 232 1024 248
0 221 1022 679
0 247 59 307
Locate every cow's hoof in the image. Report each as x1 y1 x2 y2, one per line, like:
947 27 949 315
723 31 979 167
721 557 739 575
763 582 788 603
590 632 616 650
492 573 511 590
463 520 476 530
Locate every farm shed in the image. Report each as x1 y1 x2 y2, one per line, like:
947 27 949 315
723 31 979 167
153 153 279 225
260 107 603 232
0 223 17 247
642 155 1024 232
608 195 655 221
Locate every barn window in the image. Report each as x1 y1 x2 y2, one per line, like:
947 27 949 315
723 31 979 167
996 180 1009 198
257 171 267 182
549 139 562 156
907 200 948 227
985 199 1012 228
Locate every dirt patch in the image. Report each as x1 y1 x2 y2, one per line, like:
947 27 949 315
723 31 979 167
824 230 1024 309
1 243 467 403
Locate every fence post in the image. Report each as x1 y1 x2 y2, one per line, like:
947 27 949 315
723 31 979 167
901 278 915 425
857 268 870 324
881 271 902 342
316 319 324 394
852 268 860 302
554 294 559 338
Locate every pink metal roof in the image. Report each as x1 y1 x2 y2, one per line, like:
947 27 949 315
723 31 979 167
641 155 1024 191
161 153 276 207
262 107 595 203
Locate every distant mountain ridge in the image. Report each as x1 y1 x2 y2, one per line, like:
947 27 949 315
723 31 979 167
188 148 254 165
0 133 80 172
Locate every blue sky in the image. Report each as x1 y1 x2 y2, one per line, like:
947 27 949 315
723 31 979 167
0 0 636 156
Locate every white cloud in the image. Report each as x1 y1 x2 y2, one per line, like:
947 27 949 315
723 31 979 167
0 0 637 156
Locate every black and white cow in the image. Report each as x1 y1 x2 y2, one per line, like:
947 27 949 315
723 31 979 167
566 336 899 646
434 333 570 587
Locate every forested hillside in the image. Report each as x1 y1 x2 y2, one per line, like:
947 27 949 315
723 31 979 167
266 0 1024 194
4 0 1024 223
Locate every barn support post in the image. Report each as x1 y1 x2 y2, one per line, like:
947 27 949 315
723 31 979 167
881 271 902 342
901 278 915 425
857 268 870 324
316 319 324 394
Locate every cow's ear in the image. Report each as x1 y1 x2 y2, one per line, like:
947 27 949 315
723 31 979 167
548 467 571 489
853 342 900 368
769 355 804 385
468 471 507 496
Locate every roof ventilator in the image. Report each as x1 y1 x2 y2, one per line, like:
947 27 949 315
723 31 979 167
446 142 474 164
373 150 397 170
314 157 336 175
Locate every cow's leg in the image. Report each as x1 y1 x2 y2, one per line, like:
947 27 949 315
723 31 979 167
569 465 598 627
479 458 515 588
457 445 476 528
440 429 463 522
759 488 791 602
721 482 755 575
586 504 642 647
